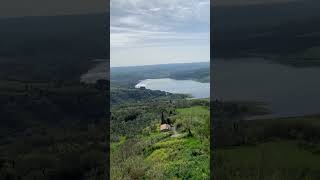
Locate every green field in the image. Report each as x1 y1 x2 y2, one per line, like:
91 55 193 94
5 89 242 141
214 116 320 180
0 79 108 179
216 141 320 180
111 105 210 180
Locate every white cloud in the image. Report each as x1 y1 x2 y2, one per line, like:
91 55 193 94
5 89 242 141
110 0 210 67
149 8 161 12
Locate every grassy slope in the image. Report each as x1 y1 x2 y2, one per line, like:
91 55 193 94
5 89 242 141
0 14 108 179
111 106 210 180
0 79 107 179
217 141 320 180
215 116 320 180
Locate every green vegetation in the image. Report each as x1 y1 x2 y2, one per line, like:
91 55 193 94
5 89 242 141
216 141 320 180
111 101 210 179
111 87 188 106
213 1 320 67
0 14 107 82
0 79 108 179
277 46 320 67
111 62 209 88
110 62 211 179
0 14 108 180
214 110 320 180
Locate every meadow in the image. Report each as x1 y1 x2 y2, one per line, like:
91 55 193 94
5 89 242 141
111 101 210 180
214 115 320 180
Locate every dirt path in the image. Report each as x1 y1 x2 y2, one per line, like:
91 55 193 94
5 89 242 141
171 126 181 138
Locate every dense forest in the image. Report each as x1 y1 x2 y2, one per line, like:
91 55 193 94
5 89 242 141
0 14 108 81
110 62 212 179
211 0 320 180
0 14 109 179
214 115 320 179
111 97 210 179
0 80 108 179
212 0 320 67
213 101 320 180
111 62 209 88
212 1 320 179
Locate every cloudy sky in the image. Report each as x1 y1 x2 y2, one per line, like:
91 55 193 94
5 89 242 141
110 0 210 67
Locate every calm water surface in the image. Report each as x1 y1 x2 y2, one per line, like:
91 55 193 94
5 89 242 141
135 78 210 99
213 59 320 118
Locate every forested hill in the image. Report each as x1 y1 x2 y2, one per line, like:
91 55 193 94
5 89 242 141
0 13 109 81
111 62 210 87
212 0 320 67
0 14 109 179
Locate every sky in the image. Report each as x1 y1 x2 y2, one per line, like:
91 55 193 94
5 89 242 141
110 0 210 67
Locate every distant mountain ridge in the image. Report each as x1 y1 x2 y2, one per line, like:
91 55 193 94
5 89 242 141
212 0 320 66
0 13 109 81
111 62 209 71
111 62 210 87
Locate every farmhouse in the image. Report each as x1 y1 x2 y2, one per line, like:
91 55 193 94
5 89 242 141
160 124 171 132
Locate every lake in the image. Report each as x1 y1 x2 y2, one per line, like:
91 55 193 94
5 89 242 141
135 78 210 99
80 60 109 83
213 59 320 118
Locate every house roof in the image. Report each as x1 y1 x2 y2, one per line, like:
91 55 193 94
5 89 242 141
160 124 171 131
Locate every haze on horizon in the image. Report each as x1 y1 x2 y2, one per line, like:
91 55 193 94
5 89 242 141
110 0 210 67
111 60 210 68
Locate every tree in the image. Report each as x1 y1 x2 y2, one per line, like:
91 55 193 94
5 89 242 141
181 114 194 137
161 111 166 124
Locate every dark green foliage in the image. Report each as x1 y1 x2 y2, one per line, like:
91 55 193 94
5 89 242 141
111 62 209 88
0 14 108 179
213 1 320 67
213 100 270 120
0 14 108 81
111 87 187 106
111 100 173 141
0 80 108 180
109 61 212 180
214 102 320 180
111 103 210 180
161 111 165 124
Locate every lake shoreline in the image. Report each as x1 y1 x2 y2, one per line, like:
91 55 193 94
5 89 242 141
135 78 210 99
214 58 320 118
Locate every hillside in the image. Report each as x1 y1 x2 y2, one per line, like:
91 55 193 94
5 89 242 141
212 0 320 67
0 14 108 81
111 100 210 179
0 14 109 179
111 62 210 88
214 107 320 180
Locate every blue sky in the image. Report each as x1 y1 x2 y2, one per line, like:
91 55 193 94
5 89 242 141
110 0 210 67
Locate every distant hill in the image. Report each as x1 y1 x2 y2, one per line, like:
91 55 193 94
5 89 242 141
0 13 109 81
212 0 320 66
111 62 210 87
